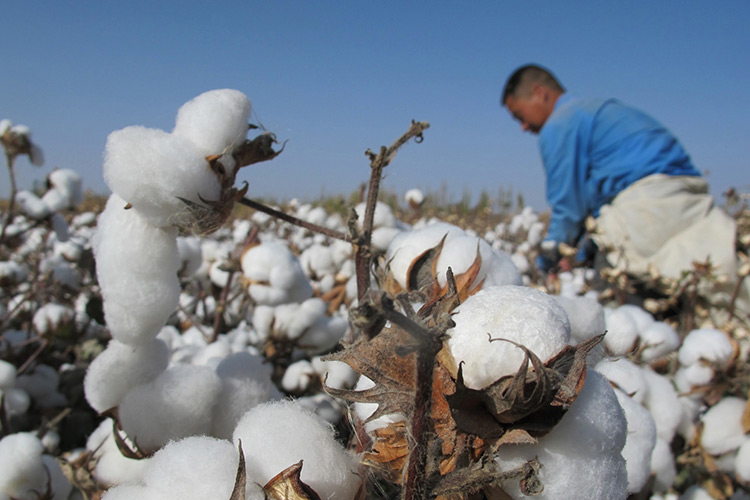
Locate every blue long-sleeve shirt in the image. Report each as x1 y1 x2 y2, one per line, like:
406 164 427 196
539 94 701 245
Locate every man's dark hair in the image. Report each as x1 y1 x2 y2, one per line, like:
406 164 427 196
501 64 565 105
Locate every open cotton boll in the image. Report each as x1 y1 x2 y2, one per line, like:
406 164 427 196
298 315 348 355
447 285 570 389
595 358 649 404
233 400 361 500
371 226 403 252
104 126 221 228
299 244 338 279
15 190 51 219
603 306 639 355
312 357 358 391
735 438 750 482
176 236 203 278
385 222 466 289
32 303 75 336
641 368 682 442
15 365 66 408
614 388 657 493
552 295 607 364
212 352 280 440
172 89 252 160
0 432 47 500
281 359 316 393
404 188 424 206
617 304 655 332
0 360 16 388
241 240 313 305
651 437 677 492
674 363 715 394
700 396 748 455
678 328 735 368
639 321 681 362
138 436 259 500
434 234 521 288
119 365 222 453
94 194 180 345
46 168 83 208
494 370 627 500
84 338 169 413
354 201 397 229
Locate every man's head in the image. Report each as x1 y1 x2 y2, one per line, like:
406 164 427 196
501 64 564 134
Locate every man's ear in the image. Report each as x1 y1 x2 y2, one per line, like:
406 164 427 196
531 83 549 101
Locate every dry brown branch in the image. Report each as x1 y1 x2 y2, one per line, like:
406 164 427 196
237 198 351 242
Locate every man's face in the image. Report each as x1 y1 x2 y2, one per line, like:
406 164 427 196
504 87 552 134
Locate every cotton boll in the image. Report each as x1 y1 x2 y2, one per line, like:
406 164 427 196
494 370 628 500
139 436 244 500
15 365 66 408
242 241 313 306
678 328 735 368
735 438 750 482
172 89 252 160
211 352 280 440
0 261 28 285
312 357 358 391
603 306 639 355
0 432 46 500
433 234 521 288
614 388 657 494
447 285 570 389
674 363 715 394
94 194 180 345
274 298 327 341
552 295 607 364
354 201 397 229
176 236 203 278
595 358 648 403
86 420 150 487
641 368 682 442
617 304 655 332
639 321 681 362
281 359 316 393
32 303 75 336
40 455 72 500
233 400 361 500
297 393 345 425
0 360 16 388
299 315 348 355
371 226 402 252
119 365 222 453
700 396 748 455
103 126 221 228
46 168 83 208
15 190 50 219
84 338 169 413
651 437 677 493
299 244 338 279
680 486 716 500
404 188 424 206
1 388 31 417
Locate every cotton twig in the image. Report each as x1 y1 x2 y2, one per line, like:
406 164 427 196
237 198 351 242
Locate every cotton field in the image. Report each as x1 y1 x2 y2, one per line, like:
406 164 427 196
2 93 750 500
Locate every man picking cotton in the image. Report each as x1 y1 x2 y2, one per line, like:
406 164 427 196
501 64 748 320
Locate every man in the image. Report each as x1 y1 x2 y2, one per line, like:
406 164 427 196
501 64 747 318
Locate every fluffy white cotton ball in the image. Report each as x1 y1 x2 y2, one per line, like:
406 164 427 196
241 240 313 305
595 357 648 404
404 188 424 206
104 126 221 228
700 397 748 455
735 438 750 482
651 437 677 492
641 368 682 442
84 338 169 413
94 194 180 345
119 365 222 453
233 400 361 500
678 328 735 368
86 419 150 487
211 352 280 440
0 432 69 500
0 360 16 388
447 285 571 389
603 306 639 355
494 370 628 500
614 388 657 493
172 89 252 160
639 321 680 362
354 201 397 229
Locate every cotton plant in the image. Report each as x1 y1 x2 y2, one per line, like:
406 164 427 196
0 431 72 500
240 239 314 305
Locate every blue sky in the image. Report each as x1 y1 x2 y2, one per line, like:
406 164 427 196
2 1 749 210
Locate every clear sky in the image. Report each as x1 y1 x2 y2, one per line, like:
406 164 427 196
2 0 749 210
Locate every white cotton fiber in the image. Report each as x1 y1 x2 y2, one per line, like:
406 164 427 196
103 126 221 228
176 236 203 277
494 370 627 500
32 303 74 335
15 190 50 219
313 358 358 391
354 201 397 229
241 240 313 305
447 286 570 389
281 359 316 393
678 328 735 368
87 419 150 487
94 195 180 345
641 368 682 442
41 454 72 500
614 388 657 493
674 363 715 393
211 352 280 440
639 321 681 362
2 388 30 416
44 168 83 210
735 438 750 482
233 400 361 500
141 436 242 499
0 432 46 499
617 304 655 332
434 234 521 288
172 89 252 158
404 188 424 206
595 358 648 403
700 396 748 455
84 338 169 413
603 306 639 355
119 365 222 453
651 437 677 492
0 360 17 389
